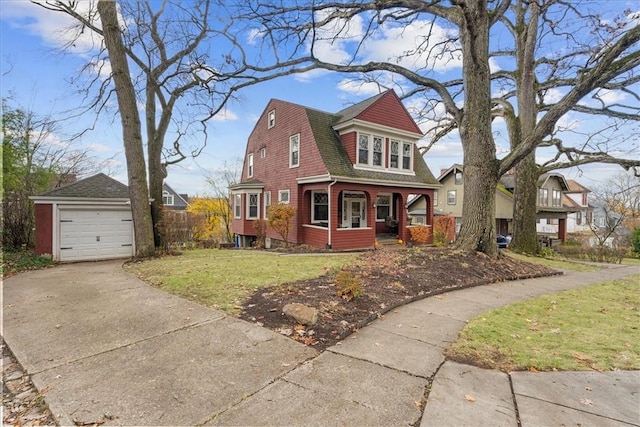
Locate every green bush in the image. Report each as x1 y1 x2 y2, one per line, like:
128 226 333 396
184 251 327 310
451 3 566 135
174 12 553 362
2 250 54 276
631 228 640 255
539 247 555 258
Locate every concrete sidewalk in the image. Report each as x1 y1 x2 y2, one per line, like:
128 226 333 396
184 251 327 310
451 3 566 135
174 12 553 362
3 260 639 426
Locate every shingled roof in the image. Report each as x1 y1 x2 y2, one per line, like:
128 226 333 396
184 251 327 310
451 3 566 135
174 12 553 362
37 173 130 199
305 106 439 186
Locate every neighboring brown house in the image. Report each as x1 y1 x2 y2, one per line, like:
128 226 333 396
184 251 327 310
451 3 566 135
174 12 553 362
231 90 440 250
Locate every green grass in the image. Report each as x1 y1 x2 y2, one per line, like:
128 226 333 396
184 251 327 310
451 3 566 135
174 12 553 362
505 251 600 272
447 274 640 372
1 250 54 277
124 248 357 314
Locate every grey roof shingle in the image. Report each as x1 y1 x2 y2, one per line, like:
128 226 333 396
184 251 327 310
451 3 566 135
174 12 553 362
37 173 129 199
305 107 438 186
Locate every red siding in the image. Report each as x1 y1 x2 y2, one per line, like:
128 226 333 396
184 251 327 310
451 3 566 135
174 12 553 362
34 204 53 255
355 91 423 135
340 131 357 164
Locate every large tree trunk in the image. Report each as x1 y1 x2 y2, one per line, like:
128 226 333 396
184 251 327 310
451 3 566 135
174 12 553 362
511 153 540 253
145 82 165 248
98 0 155 258
510 1 541 254
454 0 499 257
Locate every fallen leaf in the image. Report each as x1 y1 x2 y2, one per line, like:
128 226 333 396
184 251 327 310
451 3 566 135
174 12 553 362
464 394 476 402
574 353 591 361
585 387 592 391
529 366 538 373
580 398 594 406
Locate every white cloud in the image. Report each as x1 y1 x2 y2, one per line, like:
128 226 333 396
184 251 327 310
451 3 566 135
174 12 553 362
541 88 565 104
87 142 113 153
210 108 238 122
336 79 387 96
593 89 627 105
2 1 102 55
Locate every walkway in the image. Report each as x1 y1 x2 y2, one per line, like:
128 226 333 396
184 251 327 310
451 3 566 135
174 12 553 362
3 261 638 426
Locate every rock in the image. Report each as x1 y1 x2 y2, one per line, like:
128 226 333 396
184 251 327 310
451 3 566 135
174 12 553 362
5 371 23 381
282 303 318 326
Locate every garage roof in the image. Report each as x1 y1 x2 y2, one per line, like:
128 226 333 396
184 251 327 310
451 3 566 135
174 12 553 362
36 173 129 199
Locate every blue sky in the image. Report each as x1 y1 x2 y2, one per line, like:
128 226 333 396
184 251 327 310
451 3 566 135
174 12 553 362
2 1 638 196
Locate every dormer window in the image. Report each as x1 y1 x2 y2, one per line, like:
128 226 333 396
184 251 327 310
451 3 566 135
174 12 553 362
358 133 384 167
268 109 275 129
389 140 412 171
455 171 463 185
162 191 174 205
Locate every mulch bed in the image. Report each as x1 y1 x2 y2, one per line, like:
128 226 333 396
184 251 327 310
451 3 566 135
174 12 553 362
239 247 561 351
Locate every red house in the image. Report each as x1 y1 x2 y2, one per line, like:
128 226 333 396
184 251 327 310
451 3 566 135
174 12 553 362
231 90 439 250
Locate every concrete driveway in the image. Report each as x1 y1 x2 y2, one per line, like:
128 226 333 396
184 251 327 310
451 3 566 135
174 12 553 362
3 261 317 426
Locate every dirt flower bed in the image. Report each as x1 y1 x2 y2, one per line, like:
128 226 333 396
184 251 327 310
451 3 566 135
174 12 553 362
240 247 561 351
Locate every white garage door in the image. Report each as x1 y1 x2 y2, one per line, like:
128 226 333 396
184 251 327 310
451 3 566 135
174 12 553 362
59 208 134 262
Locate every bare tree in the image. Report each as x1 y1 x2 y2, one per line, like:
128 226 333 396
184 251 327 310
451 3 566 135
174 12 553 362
241 0 640 256
97 0 154 257
204 158 242 243
589 172 640 247
35 0 314 247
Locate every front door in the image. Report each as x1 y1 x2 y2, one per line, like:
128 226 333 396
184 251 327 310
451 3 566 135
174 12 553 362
342 193 367 228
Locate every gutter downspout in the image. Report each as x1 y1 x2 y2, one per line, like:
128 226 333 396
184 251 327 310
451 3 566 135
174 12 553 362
327 178 338 249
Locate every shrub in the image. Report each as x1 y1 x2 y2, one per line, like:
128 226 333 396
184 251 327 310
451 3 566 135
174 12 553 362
632 228 640 255
556 245 626 264
155 209 194 251
434 215 455 245
433 231 447 247
253 219 267 249
335 271 364 301
409 225 431 245
267 203 296 247
539 247 555 258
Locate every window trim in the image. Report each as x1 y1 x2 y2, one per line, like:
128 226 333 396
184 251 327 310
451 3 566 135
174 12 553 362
357 132 385 168
311 191 329 223
268 109 275 129
388 139 413 172
263 191 271 219
539 188 549 206
454 171 463 185
433 190 438 207
278 189 290 204
234 194 242 219
289 134 300 168
447 190 457 205
375 193 392 221
246 192 260 220
247 153 254 178
162 190 174 206
260 147 266 158
552 189 562 207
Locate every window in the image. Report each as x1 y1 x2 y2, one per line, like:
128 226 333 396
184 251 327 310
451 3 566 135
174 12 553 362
290 134 300 168
247 193 259 219
402 142 412 170
268 109 275 129
538 188 548 206
358 133 369 165
576 211 582 225
234 194 242 219
434 190 438 206
389 140 399 168
376 194 392 221
264 191 271 219
260 147 266 158
247 153 254 178
312 191 329 223
549 218 559 225
552 190 561 207
358 133 385 167
582 193 588 206
373 136 383 166
455 171 463 185
389 140 412 170
447 190 457 205
278 189 290 204
162 190 174 205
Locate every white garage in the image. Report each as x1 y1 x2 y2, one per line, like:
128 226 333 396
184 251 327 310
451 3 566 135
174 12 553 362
58 208 134 262
32 174 136 262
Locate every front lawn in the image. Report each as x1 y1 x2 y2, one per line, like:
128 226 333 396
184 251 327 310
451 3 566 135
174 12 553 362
446 274 640 372
124 249 357 314
1 251 54 277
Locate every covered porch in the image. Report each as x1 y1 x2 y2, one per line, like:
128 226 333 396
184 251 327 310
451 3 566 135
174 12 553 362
299 180 435 250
